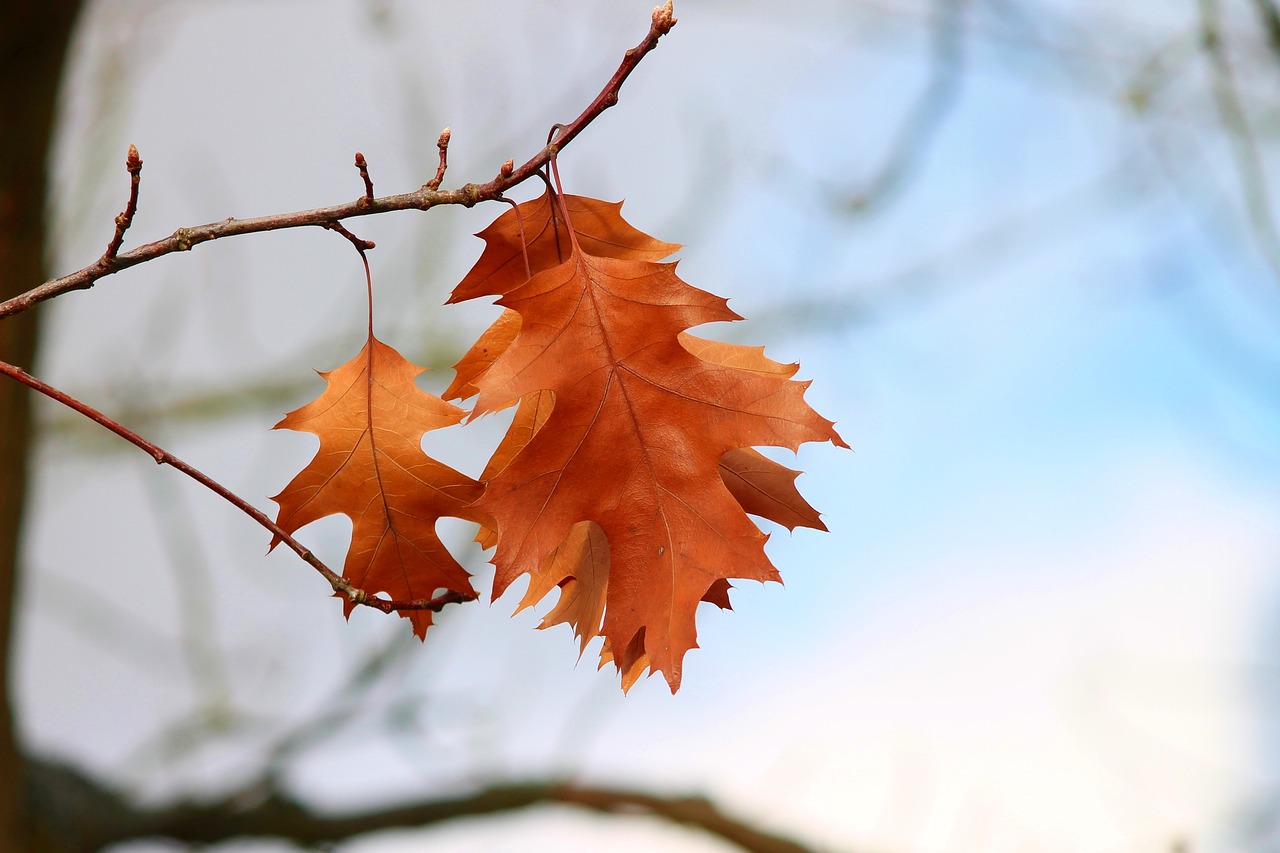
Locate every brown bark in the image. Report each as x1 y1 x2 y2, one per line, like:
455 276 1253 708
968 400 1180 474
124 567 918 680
0 1 85 849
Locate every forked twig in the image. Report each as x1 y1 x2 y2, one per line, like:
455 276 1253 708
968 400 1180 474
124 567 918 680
0 1 677 320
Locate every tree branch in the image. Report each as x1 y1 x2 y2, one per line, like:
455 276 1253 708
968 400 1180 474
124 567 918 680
0 1 677 320
119 778 815 853
27 760 818 853
0 359 469 619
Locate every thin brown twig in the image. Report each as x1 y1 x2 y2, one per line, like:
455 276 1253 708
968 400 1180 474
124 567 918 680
0 1 676 321
103 144 143 261
354 152 375 204
0 359 473 617
427 127 451 191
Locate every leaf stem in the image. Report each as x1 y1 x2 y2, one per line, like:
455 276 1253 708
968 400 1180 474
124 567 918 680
500 198 533 280
547 150 583 257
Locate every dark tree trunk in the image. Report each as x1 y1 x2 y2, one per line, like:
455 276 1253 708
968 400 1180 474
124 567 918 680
0 1 85 848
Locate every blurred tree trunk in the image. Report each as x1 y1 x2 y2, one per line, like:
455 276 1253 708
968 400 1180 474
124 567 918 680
0 1 84 849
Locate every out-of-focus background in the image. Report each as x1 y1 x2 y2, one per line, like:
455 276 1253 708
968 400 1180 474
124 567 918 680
13 0 1280 850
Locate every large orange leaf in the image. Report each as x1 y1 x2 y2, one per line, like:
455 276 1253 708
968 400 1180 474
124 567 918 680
445 203 828 538
448 192 679 304
450 192 847 691
271 334 484 638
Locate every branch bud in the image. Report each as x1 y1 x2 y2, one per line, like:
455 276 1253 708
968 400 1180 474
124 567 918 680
653 1 676 32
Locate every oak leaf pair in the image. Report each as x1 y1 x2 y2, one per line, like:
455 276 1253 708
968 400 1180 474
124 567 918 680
271 191 846 691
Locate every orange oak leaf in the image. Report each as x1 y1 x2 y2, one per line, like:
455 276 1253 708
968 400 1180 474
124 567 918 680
448 192 679 305
271 334 484 638
446 225 828 538
448 273 825 683
451 319 826 538
450 191 847 692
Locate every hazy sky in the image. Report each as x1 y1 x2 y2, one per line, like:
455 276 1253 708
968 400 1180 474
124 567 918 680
20 1 1280 851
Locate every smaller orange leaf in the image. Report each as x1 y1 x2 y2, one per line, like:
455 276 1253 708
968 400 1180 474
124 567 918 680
271 334 484 638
